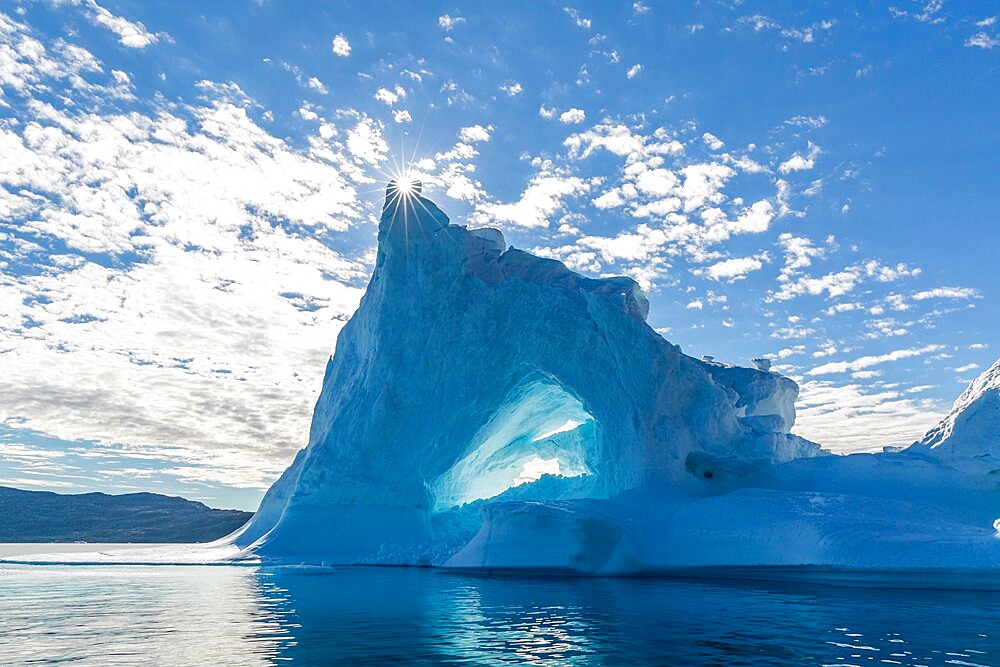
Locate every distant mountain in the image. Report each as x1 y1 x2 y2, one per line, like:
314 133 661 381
0 486 253 543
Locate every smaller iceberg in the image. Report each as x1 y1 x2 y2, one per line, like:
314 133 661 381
906 358 1000 475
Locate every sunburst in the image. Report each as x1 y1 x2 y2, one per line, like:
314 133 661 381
385 173 423 202
378 165 443 253
355 120 452 249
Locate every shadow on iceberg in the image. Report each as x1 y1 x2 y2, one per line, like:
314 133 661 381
225 183 999 581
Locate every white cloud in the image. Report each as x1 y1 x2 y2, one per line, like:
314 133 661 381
331 33 351 57
889 1 945 25
626 64 643 79
680 163 735 211
770 325 816 340
345 117 389 164
459 124 493 143
771 268 862 301
392 109 412 123
0 21 107 95
592 189 625 209
564 122 646 158
794 380 946 453
409 139 490 204
739 14 836 44
373 87 401 105
802 179 823 197
475 168 589 229
727 200 774 234
635 169 678 196
866 260 921 282
563 7 592 29
778 142 821 174
775 345 806 358
807 344 944 376
864 317 908 338
0 20 387 492
560 108 586 124
438 14 466 31
784 115 828 128
770 259 919 302
686 299 703 309
573 226 669 264
77 0 162 49
550 118 828 286
306 76 328 95
698 255 767 282
702 132 724 150
438 79 472 106
539 105 558 119
778 233 825 275
706 291 727 305
825 302 864 315
912 286 980 300
501 82 523 96
298 105 319 121
954 363 979 373
966 32 999 48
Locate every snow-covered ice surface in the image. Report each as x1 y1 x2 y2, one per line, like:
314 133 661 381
9 184 998 582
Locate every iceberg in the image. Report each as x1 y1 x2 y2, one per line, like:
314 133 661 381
9 182 995 581
227 182 999 576
906 358 1000 474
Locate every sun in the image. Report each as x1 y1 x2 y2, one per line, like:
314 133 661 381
390 174 423 197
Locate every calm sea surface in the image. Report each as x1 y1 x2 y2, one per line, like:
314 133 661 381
0 546 997 665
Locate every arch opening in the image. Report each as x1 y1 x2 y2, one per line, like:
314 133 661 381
431 377 600 511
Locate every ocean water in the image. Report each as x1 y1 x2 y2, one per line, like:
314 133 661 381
0 550 997 665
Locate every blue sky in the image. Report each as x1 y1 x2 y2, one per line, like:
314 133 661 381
0 0 997 510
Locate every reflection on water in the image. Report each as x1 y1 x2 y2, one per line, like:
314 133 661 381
1 563 997 665
0 565 293 665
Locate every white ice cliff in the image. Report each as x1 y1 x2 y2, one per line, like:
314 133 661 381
224 182 998 576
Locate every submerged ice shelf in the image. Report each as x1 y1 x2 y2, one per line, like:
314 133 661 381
9 183 998 578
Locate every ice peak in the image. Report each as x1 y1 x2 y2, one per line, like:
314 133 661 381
908 357 1000 473
377 181 451 244
919 357 1000 448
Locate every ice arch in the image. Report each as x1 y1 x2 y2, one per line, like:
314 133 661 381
431 373 598 510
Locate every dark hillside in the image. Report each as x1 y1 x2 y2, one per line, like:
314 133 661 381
0 486 252 542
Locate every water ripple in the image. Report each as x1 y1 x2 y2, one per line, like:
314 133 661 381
0 564 997 665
